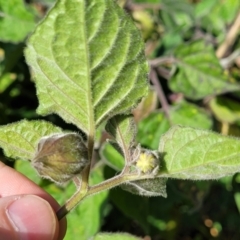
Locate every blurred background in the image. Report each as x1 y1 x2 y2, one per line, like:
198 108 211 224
1 0 240 239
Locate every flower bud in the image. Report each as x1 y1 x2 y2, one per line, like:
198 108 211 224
32 133 89 184
131 144 159 176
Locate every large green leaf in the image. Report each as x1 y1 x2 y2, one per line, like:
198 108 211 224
169 41 240 100
159 125 240 179
0 120 62 160
25 0 149 134
0 0 35 42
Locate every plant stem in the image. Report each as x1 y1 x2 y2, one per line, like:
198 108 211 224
56 172 153 220
150 68 170 120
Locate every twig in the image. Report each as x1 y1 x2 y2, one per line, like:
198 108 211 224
156 66 171 80
220 48 240 69
149 56 176 67
150 68 170 119
216 12 240 58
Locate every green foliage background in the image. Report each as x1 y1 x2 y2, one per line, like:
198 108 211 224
1 0 240 239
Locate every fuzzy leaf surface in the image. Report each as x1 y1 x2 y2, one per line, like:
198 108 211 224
159 125 240 179
25 0 149 134
0 120 62 160
0 0 35 42
169 41 240 100
121 178 167 197
106 115 136 161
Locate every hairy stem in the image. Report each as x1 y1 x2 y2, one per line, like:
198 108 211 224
56 171 153 220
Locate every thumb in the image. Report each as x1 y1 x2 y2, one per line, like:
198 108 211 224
0 195 59 240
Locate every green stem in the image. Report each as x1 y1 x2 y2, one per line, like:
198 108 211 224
56 172 153 220
56 167 89 220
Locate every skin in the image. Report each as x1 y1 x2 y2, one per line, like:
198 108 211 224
0 161 67 240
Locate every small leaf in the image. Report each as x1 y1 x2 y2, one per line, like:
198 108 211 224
25 0 149 134
137 112 170 149
169 101 212 129
0 120 62 160
0 0 35 42
169 41 240 100
121 178 167 197
32 133 89 184
209 96 240 124
234 192 240 213
133 88 158 122
159 125 240 179
105 115 136 161
100 142 124 171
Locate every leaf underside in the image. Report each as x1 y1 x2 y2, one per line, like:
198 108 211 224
121 178 167 197
159 125 240 179
105 115 136 161
25 0 149 134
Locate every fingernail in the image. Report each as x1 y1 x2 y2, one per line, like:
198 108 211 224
6 195 57 240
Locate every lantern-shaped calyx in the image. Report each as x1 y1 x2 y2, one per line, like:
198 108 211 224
32 133 89 184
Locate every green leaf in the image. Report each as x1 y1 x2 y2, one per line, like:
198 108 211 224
169 41 240 100
133 88 158 122
169 101 212 129
209 96 240 124
234 192 240 213
137 112 170 149
121 178 167 197
159 125 240 179
161 0 194 17
25 0 149 134
105 115 136 161
195 0 240 40
0 0 35 42
100 142 124 171
0 120 62 160
92 232 141 240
